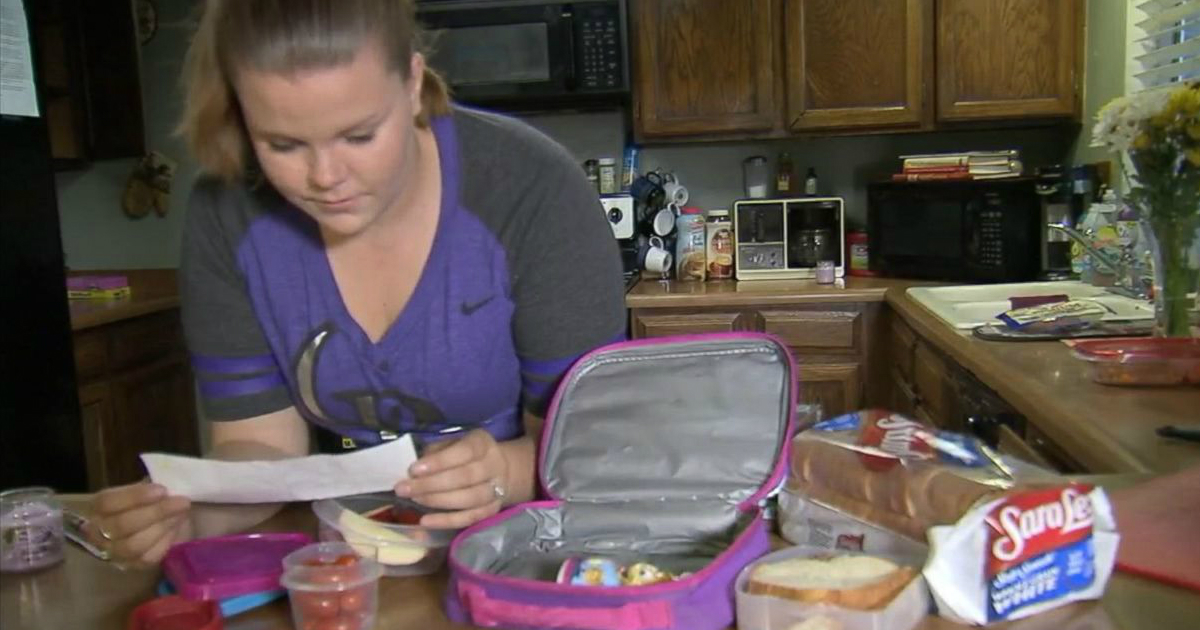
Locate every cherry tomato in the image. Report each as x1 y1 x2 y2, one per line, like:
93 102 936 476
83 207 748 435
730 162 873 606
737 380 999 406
293 591 339 619
339 586 369 614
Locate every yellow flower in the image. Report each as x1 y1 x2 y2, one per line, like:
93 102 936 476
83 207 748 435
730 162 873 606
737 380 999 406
1187 148 1200 168
1134 133 1152 150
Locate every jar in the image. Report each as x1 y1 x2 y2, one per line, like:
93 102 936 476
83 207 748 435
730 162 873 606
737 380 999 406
0 486 65 573
598 158 618 194
743 156 769 199
675 207 707 281
815 260 836 284
705 209 734 280
583 159 600 193
847 231 875 277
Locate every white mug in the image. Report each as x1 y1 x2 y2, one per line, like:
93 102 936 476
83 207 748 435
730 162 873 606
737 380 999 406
651 207 675 236
643 236 673 274
663 181 689 206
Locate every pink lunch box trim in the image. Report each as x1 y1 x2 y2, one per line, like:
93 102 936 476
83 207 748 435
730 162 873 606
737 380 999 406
457 581 675 629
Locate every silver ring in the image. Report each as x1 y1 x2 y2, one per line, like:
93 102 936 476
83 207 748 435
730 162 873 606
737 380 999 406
491 481 507 501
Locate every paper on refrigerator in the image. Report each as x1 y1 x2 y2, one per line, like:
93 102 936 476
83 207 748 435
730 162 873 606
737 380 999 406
141 435 417 503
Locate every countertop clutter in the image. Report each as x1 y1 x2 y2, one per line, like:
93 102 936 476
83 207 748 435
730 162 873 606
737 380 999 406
2 490 1196 630
627 277 1199 475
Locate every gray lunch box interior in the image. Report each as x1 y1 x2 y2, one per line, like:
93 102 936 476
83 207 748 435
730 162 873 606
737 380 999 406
454 337 793 580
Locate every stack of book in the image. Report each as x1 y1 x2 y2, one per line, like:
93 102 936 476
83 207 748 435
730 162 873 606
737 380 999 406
892 150 1023 182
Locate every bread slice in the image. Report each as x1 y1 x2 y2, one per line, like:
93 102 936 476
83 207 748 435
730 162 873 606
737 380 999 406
746 555 915 610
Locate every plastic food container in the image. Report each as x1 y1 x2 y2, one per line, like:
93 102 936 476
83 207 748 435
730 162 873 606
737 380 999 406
735 546 930 630
162 532 312 601
313 493 459 577
1070 338 1200 386
280 542 383 630
127 595 222 630
0 486 65 573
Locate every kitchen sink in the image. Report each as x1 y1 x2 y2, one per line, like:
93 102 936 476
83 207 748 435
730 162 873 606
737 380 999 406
907 281 1155 330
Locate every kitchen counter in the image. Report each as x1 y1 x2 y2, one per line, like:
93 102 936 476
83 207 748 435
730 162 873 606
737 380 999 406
626 277 1199 474
2 491 1194 630
68 269 180 331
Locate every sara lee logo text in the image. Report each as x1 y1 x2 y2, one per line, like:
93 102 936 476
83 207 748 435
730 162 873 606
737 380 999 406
856 411 935 470
988 485 1094 571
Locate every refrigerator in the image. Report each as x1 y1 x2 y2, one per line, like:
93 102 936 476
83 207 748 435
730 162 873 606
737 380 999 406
1 0 88 491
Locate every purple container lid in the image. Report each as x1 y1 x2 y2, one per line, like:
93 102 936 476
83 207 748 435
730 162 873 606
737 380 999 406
162 532 312 601
65 275 128 290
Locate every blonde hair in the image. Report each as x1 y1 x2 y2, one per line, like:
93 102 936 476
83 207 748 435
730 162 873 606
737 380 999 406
178 0 451 183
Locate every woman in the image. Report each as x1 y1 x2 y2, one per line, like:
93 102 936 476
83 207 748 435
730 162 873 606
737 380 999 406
87 0 625 566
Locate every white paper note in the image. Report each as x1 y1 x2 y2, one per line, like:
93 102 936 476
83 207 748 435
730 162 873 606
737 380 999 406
141 435 417 504
1 0 40 117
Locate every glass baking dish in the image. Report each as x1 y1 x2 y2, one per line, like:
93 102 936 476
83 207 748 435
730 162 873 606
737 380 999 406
1070 338 1200 386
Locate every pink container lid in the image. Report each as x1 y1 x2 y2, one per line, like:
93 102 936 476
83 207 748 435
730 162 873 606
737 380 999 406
162 532 312 601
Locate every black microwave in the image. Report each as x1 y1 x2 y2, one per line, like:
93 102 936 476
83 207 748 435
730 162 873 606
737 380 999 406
867 178 1042 283
416 0 629 109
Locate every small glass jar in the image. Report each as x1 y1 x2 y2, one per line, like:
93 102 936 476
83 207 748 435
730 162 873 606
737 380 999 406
598 158 618 194
815 260 836 284
0 486 65 573
583 159 600 193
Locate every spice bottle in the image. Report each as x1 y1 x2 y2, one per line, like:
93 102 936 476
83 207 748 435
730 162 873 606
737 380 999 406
598 158 618 194
705 209 734 280
776 152 794 196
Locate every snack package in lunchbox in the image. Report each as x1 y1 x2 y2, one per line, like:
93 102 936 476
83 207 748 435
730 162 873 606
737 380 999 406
924 483 1118 624
787 410 1044 541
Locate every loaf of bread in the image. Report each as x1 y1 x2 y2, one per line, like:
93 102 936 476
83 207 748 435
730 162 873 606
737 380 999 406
788 435 1007 540
746 555 916 611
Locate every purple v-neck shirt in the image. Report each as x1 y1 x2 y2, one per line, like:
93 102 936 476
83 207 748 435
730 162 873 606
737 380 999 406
180 108 626 447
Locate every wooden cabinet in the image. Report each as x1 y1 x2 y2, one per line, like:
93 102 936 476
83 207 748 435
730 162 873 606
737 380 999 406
29 0 146 166
73 310 199 489
886 310 1085 472
630 301 880 420
629 0 1081 139
936 0 1082 121
631 310 752 338
631 0 780 138
785 0 932 131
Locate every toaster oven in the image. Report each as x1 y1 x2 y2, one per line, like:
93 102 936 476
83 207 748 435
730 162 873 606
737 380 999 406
733 197 845 280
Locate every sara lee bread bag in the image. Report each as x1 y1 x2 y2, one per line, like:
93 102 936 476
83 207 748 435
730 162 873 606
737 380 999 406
445 334 798 630
786 409 1022 540
786 410 1118 624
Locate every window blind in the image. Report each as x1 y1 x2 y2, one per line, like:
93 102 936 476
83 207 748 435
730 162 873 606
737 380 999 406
1133 0 1199 90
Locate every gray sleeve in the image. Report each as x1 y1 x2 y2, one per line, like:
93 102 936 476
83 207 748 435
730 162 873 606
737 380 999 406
180 178 293 421
504 136 628 413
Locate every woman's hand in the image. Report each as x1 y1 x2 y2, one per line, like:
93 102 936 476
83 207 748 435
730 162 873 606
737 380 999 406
396 429 514 529
86 482 192 568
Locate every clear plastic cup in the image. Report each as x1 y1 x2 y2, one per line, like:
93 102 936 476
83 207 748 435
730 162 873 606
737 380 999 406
280 541 383 630
0 486 65 573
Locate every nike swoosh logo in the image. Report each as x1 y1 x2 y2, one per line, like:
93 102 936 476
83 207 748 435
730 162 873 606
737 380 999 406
460 295 495 316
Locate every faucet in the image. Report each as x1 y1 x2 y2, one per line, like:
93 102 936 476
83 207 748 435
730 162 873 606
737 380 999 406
1046 223 1150 299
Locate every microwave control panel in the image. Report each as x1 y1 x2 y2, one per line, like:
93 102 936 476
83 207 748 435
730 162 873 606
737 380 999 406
976 208 1005 267
577 5 624 90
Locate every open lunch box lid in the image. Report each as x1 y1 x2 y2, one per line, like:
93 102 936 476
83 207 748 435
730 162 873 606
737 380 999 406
537 334 797 507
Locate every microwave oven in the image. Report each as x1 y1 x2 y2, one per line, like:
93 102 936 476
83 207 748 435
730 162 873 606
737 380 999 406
733 197 845 280
867 178 1042 283
416 0 629 108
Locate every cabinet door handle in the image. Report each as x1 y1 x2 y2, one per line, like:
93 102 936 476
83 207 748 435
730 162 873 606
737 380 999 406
892 369 921 404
